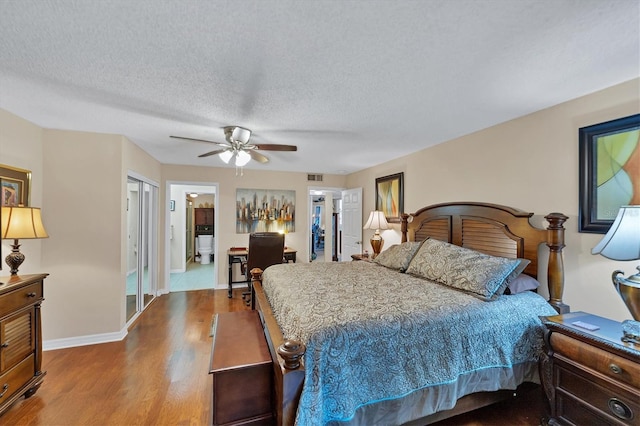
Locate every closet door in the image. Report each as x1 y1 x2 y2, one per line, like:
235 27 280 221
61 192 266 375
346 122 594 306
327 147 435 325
126 176 158 323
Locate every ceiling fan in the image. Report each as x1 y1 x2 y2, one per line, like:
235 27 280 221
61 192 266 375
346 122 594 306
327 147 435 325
170 126 297 166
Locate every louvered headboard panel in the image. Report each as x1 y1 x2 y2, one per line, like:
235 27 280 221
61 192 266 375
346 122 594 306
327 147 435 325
412 217 450 242
401 202 567 285
461 218 520 259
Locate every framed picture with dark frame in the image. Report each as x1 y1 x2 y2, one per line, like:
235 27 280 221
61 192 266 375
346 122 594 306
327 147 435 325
579 113 640 233
375 172 404 223
1 164 31 208
0 164 32 271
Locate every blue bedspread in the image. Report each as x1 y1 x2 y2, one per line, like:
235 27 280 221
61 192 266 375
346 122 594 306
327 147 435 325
262 261 557 425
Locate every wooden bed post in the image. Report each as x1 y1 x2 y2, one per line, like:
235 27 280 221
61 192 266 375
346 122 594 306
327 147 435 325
401 213 409 243
545 212 570 314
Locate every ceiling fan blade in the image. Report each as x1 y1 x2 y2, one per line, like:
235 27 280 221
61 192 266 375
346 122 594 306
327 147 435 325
253 144 297 152
249 150 269 163
198 149 228 158
170 135 227 146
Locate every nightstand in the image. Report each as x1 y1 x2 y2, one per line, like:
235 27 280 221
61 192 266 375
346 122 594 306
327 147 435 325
541 312 639 425
351 254 372 261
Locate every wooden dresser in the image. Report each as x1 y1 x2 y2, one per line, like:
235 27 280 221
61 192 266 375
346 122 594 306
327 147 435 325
209 310 273 425
0 273 48 416
541 312 640 426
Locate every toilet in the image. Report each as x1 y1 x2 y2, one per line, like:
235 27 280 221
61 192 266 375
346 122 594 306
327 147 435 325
197 235 214 264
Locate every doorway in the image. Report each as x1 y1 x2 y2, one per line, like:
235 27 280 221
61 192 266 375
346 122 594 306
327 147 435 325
166 182 219 292
308 187 344 262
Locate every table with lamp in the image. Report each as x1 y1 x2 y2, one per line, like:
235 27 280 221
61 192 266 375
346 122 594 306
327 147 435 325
541 205 640 425
0 206 49 415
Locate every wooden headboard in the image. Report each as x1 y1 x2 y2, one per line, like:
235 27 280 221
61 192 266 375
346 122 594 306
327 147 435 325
400 202 569 314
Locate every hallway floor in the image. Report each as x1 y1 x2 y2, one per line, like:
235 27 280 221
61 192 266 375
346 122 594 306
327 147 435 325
170 260 215 291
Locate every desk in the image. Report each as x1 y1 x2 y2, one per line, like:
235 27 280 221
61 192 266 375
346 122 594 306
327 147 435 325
226 248 297 298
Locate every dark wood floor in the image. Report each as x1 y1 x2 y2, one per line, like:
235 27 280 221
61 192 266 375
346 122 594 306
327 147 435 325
2 289 545 425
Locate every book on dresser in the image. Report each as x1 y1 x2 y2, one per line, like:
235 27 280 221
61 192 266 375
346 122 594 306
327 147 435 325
0 273 48 416
541 311 640 426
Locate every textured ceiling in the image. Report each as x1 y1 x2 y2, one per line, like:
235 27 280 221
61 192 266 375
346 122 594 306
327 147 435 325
0 0 638 174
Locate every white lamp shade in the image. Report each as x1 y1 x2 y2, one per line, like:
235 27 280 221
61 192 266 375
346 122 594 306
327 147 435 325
363 211 389 231
592 205 640 261
235 150 251 167
219 150 233 164
1 206 49 239
231 127 251 143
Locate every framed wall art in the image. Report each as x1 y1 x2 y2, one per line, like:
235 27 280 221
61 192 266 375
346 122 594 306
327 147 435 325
375 172 404 223
1 164 31 207
0 164 32 271
579 113 639 233
236 188 295 233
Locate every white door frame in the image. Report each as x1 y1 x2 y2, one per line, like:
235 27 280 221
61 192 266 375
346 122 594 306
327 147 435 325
164 181 219 294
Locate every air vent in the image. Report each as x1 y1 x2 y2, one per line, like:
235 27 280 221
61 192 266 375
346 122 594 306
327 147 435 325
307 174 323 182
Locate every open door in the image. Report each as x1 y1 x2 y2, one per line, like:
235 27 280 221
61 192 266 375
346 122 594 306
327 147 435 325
341 188 362 261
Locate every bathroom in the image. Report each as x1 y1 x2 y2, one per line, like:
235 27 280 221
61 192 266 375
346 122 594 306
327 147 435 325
168 184 218 291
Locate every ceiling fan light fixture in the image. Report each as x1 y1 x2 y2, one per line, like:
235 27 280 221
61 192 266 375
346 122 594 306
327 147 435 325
219 150 233 164
231 127 251 143
235 150 251 167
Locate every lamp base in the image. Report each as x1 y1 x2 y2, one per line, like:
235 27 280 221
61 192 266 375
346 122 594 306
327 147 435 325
613 266 640 344
370 236 384 259
5 239 24 276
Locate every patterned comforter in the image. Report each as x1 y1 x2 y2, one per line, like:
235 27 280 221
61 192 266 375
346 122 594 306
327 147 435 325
261 261 557 425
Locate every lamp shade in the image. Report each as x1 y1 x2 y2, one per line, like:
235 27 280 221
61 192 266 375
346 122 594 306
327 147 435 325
231 126 251 143
363 211 389 231
235 150 251 167
1 206 49 239
592 205 640 261
219 150 233 164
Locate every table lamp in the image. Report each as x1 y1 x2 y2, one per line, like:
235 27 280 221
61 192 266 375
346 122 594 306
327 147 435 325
591 205 640 344
363 210 389 259
1 206 49 276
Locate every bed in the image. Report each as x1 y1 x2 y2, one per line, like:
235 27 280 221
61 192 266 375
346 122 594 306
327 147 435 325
251 202 569 425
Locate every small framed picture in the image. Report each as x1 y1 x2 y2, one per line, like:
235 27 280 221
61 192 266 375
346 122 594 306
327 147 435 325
170 200 175 211
375 172 404 223
0 164 31 207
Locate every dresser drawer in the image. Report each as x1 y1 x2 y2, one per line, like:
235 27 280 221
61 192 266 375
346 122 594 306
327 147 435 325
0 354 35 406
556 363 639 425
550 332 640 389
0 282 43 319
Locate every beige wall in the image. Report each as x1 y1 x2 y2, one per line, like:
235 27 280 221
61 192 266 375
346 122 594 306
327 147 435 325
348 78 640 322
41 130 124 339
0 110 44 276
1 109 163 343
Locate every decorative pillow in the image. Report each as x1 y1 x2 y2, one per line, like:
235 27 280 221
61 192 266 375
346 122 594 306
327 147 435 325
373 240 425 272
405 238 530 301
505 273 540 295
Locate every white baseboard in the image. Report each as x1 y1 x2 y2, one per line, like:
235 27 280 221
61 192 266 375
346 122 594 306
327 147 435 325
43 327 128 351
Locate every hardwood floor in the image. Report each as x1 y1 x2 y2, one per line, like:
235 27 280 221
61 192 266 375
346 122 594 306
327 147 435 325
1 289 545 425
